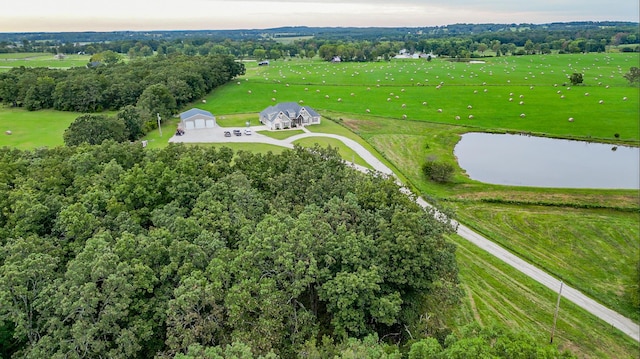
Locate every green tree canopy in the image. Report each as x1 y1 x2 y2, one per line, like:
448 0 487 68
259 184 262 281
63 114 128 146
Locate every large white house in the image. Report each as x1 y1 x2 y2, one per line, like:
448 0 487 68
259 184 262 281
179 108 216 130
259 102 321 130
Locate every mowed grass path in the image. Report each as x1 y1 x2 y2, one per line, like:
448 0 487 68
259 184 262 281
207 53 639 143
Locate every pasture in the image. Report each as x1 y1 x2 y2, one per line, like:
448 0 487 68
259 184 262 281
0 52 92 70
0 108 79 148
205 53 639 143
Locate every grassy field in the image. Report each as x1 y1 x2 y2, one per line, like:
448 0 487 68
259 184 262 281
0 107 80 148
206 53 639 143
453 233 639 358
0 52 92 70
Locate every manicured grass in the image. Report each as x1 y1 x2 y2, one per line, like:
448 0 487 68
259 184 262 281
0 108 80 148
258 129 305 140
452 233 639 359
293 136 371 169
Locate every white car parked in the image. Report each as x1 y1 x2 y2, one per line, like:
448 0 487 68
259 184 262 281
244 129 252 135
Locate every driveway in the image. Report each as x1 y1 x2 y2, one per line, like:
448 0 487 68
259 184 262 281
169 125 640 342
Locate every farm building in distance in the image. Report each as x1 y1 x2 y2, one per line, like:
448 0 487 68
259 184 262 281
259 102 321 130
179 108 216 130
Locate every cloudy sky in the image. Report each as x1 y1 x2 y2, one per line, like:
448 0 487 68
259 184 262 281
2 0 638 33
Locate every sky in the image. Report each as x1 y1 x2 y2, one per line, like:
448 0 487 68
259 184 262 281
1 0 639 33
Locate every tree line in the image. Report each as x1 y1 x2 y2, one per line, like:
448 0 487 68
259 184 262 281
1 22 637 61
0 142 575 358
0 54 244 136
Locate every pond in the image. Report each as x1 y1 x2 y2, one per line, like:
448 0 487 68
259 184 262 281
454 133 640 189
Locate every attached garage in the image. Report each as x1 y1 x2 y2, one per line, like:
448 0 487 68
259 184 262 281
179 108 216 131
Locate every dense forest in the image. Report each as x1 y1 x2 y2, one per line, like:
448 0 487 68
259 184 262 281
0 143 575 358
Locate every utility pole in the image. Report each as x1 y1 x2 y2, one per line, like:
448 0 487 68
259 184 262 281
157 113 162 137
550 281 563 343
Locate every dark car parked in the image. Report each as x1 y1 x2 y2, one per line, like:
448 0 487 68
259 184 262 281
233 129 242 136
224 131 231 137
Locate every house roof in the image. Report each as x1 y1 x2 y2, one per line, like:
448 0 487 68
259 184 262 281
179 108 215 120
260 102 320 122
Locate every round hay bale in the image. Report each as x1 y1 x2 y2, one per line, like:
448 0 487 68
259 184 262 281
568 117 574 122
598 100 604 104
437 108 443 113
455 116 461 120
5 130 12 135
366 109 370 113
468 115 474 119
402 114 407 119
467 105 473 109
520 113 526 118
623 97 628 101
519 101 524 105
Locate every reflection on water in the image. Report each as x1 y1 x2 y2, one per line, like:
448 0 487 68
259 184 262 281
454 133 640 189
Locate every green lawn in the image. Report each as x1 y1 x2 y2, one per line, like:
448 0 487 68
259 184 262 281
293 136 371 169
258 129 305 139
0 108 80 148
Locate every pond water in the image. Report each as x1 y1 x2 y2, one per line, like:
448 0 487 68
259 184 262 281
454 133 640 189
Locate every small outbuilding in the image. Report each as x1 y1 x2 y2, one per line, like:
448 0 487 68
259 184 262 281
179 108 216 130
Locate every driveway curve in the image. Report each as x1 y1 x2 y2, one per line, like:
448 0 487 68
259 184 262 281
170 127 640 342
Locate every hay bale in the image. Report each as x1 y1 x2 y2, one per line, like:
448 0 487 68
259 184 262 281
5 130 12 135
568 117 574 122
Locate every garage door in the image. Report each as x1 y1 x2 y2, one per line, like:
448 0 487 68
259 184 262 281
205 119 215 128
194 119 206 129
185 121 195 130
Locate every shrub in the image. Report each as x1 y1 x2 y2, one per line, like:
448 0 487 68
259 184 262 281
422 158 455 183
